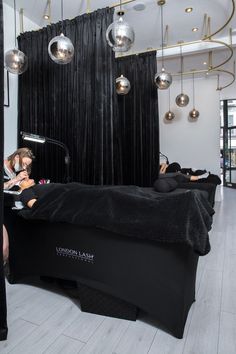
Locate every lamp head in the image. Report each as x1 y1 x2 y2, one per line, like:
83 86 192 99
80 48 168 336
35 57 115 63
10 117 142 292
21 132 46 143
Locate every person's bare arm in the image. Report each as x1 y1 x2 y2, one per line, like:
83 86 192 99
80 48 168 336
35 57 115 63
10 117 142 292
26 199 37 208
3 225 9 263
160 163 168 174
4 170 29 190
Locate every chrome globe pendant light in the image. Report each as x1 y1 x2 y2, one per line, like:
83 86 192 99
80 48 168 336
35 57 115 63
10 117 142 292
48 0 74 64
106 0 135 52
154 0 172 90
175 45 189 107
116 74 131 95
189 73 200 119
5 0 28 74
165 86 175 120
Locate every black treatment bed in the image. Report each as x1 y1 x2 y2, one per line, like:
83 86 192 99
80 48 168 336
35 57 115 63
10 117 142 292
4 183 215 338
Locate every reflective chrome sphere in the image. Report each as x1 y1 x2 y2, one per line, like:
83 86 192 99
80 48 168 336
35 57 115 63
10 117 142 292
116 75 131 95
189 108 200 119
48 33 74 64
106 16 135 52
5 48 28 74
154 69 172 90
165 111 175 120
175 93 189 107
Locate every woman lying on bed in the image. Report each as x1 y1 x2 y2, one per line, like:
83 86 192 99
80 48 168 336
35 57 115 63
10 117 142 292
19 179 47 208
15 178 214 256
159 162 221 185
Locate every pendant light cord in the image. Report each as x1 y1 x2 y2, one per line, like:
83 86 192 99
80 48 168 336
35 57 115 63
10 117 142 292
160 4 164 69
192 73 195 107
168 86 171 111
61 0 64 33
180 45 183 93
14 0 17 47
120 0 122 12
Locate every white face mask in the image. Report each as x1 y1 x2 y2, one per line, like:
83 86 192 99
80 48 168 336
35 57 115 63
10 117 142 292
14 162 22 172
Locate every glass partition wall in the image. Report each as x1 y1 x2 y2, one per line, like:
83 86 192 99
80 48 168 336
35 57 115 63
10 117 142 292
220 99 236 188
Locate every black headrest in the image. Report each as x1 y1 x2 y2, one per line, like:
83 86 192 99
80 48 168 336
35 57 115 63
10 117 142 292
154 177 178 193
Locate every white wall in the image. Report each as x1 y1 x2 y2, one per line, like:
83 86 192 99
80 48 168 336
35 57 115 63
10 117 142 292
3 3 39 158
159 76 222 175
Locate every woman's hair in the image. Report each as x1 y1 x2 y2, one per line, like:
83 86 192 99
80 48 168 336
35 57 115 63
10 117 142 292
7 147 35 173
166 162 181 173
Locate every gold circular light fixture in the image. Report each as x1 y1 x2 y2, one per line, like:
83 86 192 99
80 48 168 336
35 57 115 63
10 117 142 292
185 7 193 13
154 0 172 89
192 27 198 32
43 14 49 20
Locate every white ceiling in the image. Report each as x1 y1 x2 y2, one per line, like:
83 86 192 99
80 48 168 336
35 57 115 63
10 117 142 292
3 0 236 51
3 0 236 82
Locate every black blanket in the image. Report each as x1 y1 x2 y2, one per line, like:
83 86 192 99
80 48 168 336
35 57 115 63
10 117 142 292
19 183 214 256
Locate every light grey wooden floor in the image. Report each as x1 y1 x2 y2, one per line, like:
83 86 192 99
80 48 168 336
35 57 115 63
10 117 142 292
1 186 236 354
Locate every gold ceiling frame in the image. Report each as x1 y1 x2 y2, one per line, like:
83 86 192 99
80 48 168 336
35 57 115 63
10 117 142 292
111 0 236 90
43 0 51 23
211 61 236 91
19 8 24 33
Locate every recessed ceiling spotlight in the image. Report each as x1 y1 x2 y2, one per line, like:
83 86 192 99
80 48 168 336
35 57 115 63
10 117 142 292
43 14 50 20
203 62 207 65
133 2 146 11
185 7 193 13
192 27 198 32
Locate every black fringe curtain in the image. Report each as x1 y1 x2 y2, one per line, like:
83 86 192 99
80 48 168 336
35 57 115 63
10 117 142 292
0 0 8 341
18 7 119 185
116 52 159 186
18 9 159 187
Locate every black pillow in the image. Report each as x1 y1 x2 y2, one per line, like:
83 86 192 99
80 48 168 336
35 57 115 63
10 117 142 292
154 177 178 193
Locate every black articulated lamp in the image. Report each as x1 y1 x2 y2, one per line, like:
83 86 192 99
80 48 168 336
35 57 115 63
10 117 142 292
21 132 71 183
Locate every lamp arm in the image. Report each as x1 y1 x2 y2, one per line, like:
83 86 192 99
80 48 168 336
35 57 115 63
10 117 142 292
46 138 71 182
46 138 70 163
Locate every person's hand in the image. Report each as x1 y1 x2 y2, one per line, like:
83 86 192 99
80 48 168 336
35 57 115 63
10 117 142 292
15 170 29 182
160 163 168 174
20 179 35 191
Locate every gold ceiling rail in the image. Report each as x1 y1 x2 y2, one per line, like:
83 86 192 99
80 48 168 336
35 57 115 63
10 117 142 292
229 28 232 46
19 8 24 33
204 38 234 69
171 66 235 92
211 65 235 91
171 69 208 77
112 0 235 90
110 0 136 8
43 0 51 23
202 0 235 41
121 36 233 70
164 25 169 46
87 0 91 14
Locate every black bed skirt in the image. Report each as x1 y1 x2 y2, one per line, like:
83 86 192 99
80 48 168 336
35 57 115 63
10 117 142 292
4 207 199 338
